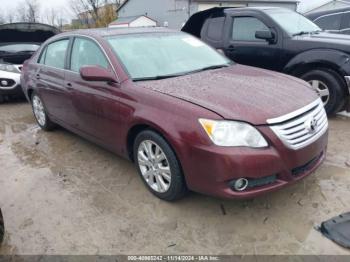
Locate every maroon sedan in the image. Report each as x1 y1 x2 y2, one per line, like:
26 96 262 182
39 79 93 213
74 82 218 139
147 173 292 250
21 28 328 201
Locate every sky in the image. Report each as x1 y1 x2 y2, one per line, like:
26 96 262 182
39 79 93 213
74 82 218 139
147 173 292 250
1 0 334 23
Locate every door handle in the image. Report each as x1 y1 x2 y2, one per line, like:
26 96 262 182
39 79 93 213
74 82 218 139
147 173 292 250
35 74 40 80
227 45 235 52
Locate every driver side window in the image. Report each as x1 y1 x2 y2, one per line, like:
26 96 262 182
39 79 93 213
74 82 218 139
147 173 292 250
232 17 269 41
70 37 109 72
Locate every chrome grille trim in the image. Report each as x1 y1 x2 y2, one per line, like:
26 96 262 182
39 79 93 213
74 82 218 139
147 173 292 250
267 99 328 150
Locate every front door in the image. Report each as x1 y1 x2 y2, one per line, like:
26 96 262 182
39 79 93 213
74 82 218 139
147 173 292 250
65 37 122 151
224 15 282 71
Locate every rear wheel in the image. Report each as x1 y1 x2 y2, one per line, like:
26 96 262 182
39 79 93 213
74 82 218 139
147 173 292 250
31 92 56 131
301 69 346 115
133 130 187 201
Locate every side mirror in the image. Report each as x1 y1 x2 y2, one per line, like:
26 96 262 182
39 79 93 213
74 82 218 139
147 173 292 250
255 30 275 43
80 66 118 83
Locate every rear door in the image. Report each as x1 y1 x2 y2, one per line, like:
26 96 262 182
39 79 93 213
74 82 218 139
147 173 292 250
223 13 283 71
36 38 73 123
65 36 122 150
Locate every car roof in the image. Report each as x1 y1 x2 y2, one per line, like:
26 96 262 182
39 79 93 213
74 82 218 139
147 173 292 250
59 27 178 39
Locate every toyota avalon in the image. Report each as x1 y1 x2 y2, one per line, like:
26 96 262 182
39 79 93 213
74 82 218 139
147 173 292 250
21 28 328 201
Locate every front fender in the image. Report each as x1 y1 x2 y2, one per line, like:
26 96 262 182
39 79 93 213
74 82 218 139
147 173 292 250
284 49 350 76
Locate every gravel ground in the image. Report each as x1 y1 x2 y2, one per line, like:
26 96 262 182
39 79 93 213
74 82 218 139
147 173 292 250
0 100 349 255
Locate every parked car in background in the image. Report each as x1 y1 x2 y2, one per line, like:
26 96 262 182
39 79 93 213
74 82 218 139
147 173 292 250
306 7 350 34
0 23 60 103
182 7 350 115
21 28 328 201
0 208 4 244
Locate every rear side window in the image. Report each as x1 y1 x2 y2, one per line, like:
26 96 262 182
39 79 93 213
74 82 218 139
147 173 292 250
44 39 69 69
70 38 109 72
232 17 269 41
207 17 225 42
314 14 341 30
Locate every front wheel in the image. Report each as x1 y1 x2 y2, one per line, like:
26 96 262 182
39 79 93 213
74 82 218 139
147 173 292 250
31 92 56 131
301 69 346 115
0 209 4 244
133 130 187 201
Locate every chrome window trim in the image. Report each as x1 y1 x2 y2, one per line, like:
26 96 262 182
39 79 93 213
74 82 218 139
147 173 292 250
267 99 321 125
35 34 120 83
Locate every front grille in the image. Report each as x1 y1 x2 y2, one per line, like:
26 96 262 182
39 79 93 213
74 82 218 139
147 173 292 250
267 99 328 150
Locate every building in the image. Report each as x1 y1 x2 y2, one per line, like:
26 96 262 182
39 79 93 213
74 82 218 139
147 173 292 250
109 15 157 28
304 0 350 14
117 0 299 29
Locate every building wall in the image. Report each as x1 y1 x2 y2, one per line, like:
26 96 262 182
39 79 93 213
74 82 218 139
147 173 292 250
118 0 195 29
118 0 297 29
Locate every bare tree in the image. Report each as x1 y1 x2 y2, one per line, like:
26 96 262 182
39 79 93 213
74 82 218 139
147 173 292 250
70 0 119 28
0 14 5 24
6 12 15 23
16 0 41 23
26 0 40 22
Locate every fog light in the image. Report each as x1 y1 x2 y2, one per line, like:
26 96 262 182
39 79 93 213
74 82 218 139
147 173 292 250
1 80 8 86
232 178 249 192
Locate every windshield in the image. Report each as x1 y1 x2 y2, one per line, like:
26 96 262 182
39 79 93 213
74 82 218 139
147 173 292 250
0 43 40 53
266 9 321 36
106 33 231 80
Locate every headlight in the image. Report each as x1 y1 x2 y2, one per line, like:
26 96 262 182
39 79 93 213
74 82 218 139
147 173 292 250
0 64 20 73
199 119 268 148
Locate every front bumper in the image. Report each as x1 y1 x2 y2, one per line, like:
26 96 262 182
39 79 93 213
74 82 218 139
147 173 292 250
0 70 23 96
180 127 328 199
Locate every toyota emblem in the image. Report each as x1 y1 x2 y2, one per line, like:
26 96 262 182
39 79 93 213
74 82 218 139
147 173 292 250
305 118 318 134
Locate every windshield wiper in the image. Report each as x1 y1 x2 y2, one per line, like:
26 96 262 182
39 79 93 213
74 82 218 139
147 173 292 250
293 30 323 36
133 64 231 82
133 73 185 82
189 64 230 74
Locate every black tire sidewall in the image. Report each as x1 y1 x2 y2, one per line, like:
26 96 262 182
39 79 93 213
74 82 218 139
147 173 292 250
0 209 4 244
301 69 346 115
133 130 187 201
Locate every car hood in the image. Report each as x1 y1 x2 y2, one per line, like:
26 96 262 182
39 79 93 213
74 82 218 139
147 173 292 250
136 65 318 125
0 23 60 44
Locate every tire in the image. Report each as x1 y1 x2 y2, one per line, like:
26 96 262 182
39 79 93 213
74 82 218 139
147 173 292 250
31 92 56 131
301 69 346 115
133 130 187 201
0 209 4 244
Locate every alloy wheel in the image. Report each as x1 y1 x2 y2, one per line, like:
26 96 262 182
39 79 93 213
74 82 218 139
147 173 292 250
32 95 46 126
137 140 171 193
308 80 330 106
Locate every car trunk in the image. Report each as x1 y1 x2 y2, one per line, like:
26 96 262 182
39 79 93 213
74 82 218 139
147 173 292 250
0 23 60 64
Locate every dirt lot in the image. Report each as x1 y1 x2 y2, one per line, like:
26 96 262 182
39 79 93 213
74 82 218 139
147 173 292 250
0 101 349 255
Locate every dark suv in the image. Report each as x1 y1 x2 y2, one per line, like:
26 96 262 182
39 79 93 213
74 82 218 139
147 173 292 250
307 7 350 35
182 7 350 114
